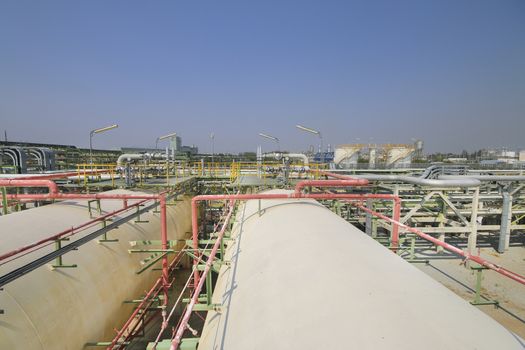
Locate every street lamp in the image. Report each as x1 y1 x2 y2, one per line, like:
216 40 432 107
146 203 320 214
155 132 177 151
210 132 215 163
89 124 118 165
258 132 280 151
296 124 323 162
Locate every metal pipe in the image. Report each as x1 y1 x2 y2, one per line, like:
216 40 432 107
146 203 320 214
117 153 146 167
354 204 525 285
0 179 58 194
318 181 401 249
263 152 309 165
356 174 481 187
171 200 235 350
294 179 368 196
0 198 150 262
318 169 482 187
5 193 161 201
160 194 169 312
109 249 187 350
440 175 525 182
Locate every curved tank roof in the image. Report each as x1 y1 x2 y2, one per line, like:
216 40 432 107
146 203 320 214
0 190 192 349
198 190 524 349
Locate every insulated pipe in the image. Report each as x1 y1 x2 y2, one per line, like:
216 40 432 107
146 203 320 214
117 154 146 167
316 169 482 187
263 152 309 165
357 174 481 187
439 175 525 182
294 179 369 196
116 153 169 167
0 179 58 194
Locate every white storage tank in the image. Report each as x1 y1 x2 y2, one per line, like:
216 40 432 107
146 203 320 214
198 190 524 349
0 189 192 349
334 144 363 168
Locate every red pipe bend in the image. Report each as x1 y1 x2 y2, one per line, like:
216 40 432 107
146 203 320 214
0 179 59 194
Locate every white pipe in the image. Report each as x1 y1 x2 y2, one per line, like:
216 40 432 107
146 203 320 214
263 153 309 165
439 175 525 182
116 153 167 167
117 154 146 167
355 174 481 187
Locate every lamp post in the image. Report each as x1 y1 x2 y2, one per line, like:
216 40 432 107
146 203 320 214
210 132 215 164
296 124 323 163
155 132 177 151
258 133 280 151
89 124 118 165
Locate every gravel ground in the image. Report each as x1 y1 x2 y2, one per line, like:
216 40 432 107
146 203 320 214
411 242 525 338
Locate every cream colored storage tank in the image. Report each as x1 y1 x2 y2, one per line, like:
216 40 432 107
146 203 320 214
198 190 524 349
0 189 192 349
334 144 363 168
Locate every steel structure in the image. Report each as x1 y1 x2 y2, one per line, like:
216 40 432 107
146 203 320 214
1 163 524 349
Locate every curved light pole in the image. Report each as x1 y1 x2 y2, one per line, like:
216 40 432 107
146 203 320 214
155 132 177 151
296 124 323 163
210 132 215 164
89 124 118 165
258 132 280 151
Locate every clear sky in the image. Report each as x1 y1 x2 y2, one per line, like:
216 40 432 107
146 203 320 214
1 0 524 154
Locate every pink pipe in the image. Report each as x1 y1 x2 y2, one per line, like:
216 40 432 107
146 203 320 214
172 200 236 350
110 279 163 348
0 179 58 194
316 170 359 180
354 203 525 286
159 194 169 312
0 199 150 262
6 193 160 201
109 249 187 349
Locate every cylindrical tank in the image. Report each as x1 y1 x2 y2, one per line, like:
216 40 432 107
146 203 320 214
334 144 362 168
386 145 415 167
0 189 192 349
368 147 376 168
198 190 524 349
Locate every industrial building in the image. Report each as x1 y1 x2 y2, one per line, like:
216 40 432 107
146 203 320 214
1 137 525 350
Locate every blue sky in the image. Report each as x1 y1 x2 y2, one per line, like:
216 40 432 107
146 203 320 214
0 0 524 153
